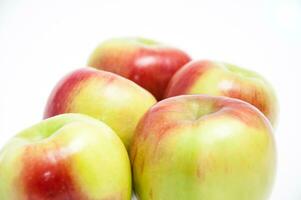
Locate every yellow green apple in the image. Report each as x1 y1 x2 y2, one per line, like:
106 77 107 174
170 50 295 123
165 60 278 125
131 95 276 200
44 67 157 149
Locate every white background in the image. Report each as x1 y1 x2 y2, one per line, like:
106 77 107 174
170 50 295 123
0 0 300 199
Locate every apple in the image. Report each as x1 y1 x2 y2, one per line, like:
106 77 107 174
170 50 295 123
165 60 278 125
44 67 157 149
87 37 191 100
131 95 276 200
0 113 131 200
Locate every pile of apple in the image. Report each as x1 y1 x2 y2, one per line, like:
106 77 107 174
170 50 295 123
0 37 278 200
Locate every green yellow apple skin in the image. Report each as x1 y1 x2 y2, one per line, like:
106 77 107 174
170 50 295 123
165 60 278 125
44 67 157 149
131 95 276 200
0 113 131 200
87 37 191 100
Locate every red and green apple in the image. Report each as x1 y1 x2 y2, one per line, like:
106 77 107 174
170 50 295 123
131 95 276 200
87 37 191 100
165 60 278 125
44 67 157 149
0 113 131 200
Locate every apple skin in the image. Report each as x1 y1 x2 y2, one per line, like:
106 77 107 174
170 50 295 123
44 67 157 149
0 113 131 200
165 60 278 125
87 37 191 100
130 95 276 200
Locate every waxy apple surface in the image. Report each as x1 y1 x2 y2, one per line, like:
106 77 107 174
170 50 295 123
87 37 191 100
0 114 131 200
44 67 157 149
131 95 276 200
165 60 278 125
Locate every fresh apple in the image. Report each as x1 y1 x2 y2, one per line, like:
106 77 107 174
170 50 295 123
131 95 276 200
165 60 278 125
44 67 157 149
87 37 191 100
0 113 131 200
